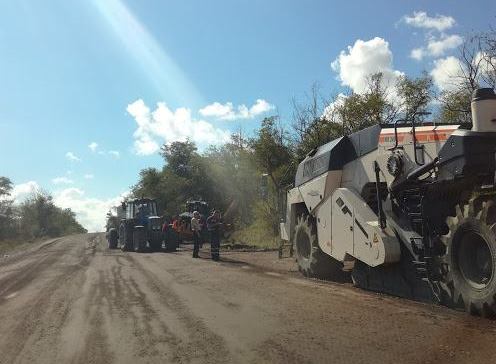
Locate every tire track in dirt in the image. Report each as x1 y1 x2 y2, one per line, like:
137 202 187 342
122 254 232 364
0 235 95 364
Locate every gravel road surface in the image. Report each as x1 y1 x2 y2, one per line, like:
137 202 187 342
1 233 495 364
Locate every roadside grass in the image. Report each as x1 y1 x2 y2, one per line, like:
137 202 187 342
0 238 34 256
225 224 280 250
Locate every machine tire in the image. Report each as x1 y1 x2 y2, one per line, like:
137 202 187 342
149 240 162 252
108 228 118 249
119 224 130 251
165 242 178 252
164 228 179 252
133 226 146 253
293 215 344 280
441 197 496 316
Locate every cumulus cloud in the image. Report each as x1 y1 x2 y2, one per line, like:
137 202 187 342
9 181 127 232
401 11 461 62
53 188 130 232
402 11 455 32
84 174 94 180
427 34 463 56
430 56 464 91
108 150 120 158
88 142 98 152
199 99 274 120
331 37 404 94
11 181 41 203
410 34 463 60
322 93 347 121
52 177 74 185
410 48 425 61
127 99 231 156
65 152 81 162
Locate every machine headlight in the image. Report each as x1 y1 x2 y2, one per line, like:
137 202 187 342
387 152 404 177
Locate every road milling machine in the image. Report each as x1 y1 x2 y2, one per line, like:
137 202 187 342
280 88 496 316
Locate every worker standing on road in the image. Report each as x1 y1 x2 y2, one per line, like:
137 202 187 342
206 210 222 261
191 211 201 258
172 215 179 231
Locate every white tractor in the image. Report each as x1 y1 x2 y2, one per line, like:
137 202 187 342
280 88 496 316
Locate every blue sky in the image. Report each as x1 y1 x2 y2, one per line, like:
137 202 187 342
1 0 495 231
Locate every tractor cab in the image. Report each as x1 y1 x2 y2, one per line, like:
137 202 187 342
176 200 209 241
123 198 158 220
185 200 209 217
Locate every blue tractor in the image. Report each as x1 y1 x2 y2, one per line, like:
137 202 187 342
118 198 178 252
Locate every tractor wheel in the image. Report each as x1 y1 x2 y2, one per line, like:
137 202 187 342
119 224 129 251
133 227 146 253
294 215 344 280
149 240 162 252
108 228 118 249
164 229 179 252
165 244 177 252
440 197 496 316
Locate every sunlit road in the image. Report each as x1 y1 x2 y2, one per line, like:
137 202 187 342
0 234 496 364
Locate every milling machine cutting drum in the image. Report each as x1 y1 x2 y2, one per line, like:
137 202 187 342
280 88 496 316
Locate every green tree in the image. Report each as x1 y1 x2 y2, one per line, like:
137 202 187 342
0 177 13 196
203 134 259 225
335 72 397 134
437 32 496 123
250 116 293 234
19 191 85 239
0 177 15 239
438 88 472 123
160 140 198 178
396 72 434 121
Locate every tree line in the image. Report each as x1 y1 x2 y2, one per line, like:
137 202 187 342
0 177 86 242
131 31 496 245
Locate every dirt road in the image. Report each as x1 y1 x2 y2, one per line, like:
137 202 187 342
0 234 495 364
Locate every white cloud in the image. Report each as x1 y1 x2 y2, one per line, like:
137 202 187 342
65 152 81 162
199 99 274 120
108 150 120 158
199 102 233 119
9 181 128 232
474 51 496 80
127 99 231 156
84 174 94 180
249 99 274 115
88 142 98 152
430 56 465 91
410 48 425 60
402 12 461 61
322 93 347 121
11 181 40 203
331 37 404 95
412 34 463 60
403 11 455 32
89 142 119 158
427 34 463 57
53 188 130 232
52 176 74 185
134 135 160 156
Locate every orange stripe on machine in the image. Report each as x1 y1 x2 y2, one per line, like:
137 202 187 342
379 128 458 145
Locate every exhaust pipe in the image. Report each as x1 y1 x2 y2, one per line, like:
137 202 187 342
471 88 496 132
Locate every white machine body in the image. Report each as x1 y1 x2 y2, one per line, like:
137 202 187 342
280 122 459 268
